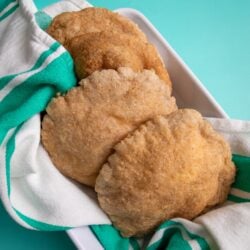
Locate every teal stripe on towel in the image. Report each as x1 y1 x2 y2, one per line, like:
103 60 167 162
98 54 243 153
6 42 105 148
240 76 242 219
14 208 72 231
0 2 18 21
148 221 210 250
0 0 16 13
5 125 22 196
35 11 52 30
232 154 250 192
0 51 76 144
91 225 136 250
227 194 250 203
0 42 60 90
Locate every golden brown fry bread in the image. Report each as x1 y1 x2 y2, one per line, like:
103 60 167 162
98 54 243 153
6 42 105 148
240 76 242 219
47 7 147 45
66 31 172 88
95 109 236 237
41 68 177 187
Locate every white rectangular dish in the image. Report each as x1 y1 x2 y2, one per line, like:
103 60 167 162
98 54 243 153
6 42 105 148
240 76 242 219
67 7 228 250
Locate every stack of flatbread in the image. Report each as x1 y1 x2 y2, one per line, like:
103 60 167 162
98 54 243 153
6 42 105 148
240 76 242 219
41 7 236 237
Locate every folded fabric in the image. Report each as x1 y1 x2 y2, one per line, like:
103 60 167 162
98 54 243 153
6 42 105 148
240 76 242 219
0 1 250 250
0 0 110 229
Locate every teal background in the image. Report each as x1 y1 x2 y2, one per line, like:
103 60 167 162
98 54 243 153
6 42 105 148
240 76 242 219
1 0 250 249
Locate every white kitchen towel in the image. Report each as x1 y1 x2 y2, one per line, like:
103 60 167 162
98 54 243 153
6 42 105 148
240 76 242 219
0 0 110 230
1 1 250 250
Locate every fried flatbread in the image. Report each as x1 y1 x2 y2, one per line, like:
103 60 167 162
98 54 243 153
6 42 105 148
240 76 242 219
95 109 236 237
66 31 172 88
47 7 147 45
41 68 177 187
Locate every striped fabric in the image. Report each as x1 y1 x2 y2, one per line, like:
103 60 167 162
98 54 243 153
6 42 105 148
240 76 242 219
1 1 250 250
